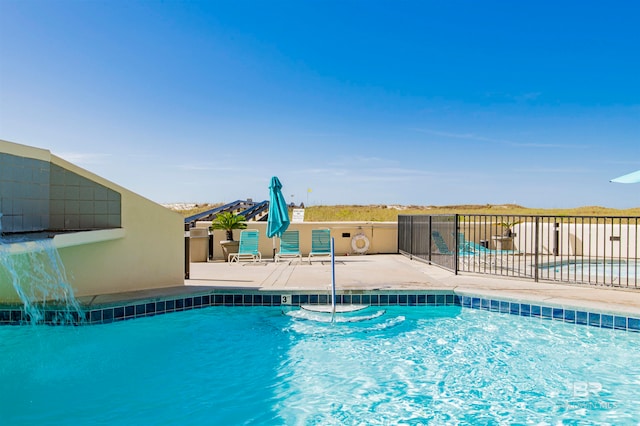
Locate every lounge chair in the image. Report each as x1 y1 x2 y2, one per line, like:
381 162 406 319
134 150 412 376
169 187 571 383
455 232 491 254
431 230 454 255
450 231 491 268
454 231 519 271
433 230 490 257
455 232 515 255
308 229 331 263
228 230 262 263
275 230 302 263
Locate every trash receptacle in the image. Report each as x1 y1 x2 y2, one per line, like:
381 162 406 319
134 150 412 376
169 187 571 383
189 227 209 262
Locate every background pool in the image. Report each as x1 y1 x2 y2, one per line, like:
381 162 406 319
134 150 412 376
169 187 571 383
0 306 638 424
540 260 638 280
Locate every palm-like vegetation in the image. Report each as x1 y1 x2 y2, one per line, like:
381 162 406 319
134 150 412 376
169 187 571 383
210 212 247 241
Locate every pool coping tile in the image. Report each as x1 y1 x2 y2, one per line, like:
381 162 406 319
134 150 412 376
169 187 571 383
0 289 638 332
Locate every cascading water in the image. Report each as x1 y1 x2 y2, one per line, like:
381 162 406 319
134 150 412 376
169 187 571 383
0 218 84 325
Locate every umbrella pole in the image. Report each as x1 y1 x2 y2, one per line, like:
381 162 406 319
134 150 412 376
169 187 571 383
272 237 276 261
331 237 336 322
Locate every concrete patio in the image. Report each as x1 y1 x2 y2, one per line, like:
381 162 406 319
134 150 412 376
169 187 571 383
179 254 640 316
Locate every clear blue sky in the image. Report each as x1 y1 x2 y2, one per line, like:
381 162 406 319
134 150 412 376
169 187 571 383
1 1 638 208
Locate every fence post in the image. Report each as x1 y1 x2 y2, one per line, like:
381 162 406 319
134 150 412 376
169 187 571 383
409 216 413 258
428 215 432 263
534 216 539 282
184 223 190 280
454 215 459 275
208 231 214 261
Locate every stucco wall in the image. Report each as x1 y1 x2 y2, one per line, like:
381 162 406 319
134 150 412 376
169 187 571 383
194 221 398 261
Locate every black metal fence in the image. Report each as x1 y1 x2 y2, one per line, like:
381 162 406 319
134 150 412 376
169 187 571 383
399 214 639 288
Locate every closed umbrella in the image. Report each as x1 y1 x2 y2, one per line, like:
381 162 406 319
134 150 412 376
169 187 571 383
267 176 290 258
611 170 640 184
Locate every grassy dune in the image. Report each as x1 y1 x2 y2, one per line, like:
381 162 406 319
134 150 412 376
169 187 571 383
176 203 224 218
174 203 640 222
304 204 640 221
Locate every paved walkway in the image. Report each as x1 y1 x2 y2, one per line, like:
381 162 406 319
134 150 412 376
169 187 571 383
81 255 640 316
180 254 640 316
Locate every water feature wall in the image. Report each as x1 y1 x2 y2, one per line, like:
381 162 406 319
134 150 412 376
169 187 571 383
0 151 121 234
1 139 185 307
0 146 119 322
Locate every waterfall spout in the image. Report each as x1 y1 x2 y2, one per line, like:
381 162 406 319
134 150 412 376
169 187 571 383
0 237 84 325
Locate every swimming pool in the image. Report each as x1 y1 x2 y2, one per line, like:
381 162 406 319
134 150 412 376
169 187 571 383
539 260 639 284
1 305 638 424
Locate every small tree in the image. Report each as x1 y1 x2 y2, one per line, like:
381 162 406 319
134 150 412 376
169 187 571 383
499 220 521 237
210 212 247 241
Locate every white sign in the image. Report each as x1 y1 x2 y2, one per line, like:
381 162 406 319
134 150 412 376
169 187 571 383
281 295 292 305
292 209 305 223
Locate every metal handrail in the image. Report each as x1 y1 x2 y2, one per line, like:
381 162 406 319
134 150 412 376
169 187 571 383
184 199 263 228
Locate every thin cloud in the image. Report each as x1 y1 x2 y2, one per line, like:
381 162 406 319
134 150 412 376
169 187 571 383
482 91 542 102
173 163 241 172
511 142 585 148
295 159 433 180
414 128 585 149
373 167 438 177
353 156 391 163
327 156 399 167
514 92 542 101
311 166 448 183
414 128 483 140
516 167 591 174
414 128 513 145
299 167 349 176
605 160 640 166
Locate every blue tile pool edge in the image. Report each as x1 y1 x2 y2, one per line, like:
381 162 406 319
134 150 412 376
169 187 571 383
1 290 638 332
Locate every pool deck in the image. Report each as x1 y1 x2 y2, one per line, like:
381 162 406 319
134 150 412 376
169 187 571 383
87 254 640 316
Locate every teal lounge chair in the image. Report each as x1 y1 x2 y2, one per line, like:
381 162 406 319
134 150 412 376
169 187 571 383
308 229 331 263
454 231 519 270
430 230 490 269
433 230 487 257
275 230 302 263
432 230 485 268
455 232 489 254
455 232 515 254
431 230 454 255
229 230 262 263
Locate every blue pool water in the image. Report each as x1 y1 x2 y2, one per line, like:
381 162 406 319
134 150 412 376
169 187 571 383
0 306 638 424
541 260 639 280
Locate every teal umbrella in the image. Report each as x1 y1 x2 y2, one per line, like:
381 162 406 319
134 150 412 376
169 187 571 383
611 169 640 184
267 177 290 257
